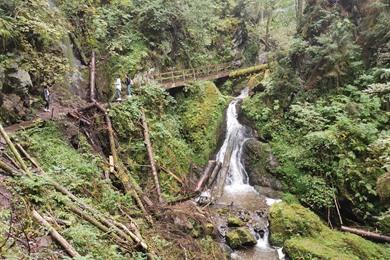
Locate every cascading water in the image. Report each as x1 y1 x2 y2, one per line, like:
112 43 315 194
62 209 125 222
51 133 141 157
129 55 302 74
213 88 283 259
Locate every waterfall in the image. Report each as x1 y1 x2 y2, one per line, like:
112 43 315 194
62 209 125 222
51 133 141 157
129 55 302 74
214 88 283 259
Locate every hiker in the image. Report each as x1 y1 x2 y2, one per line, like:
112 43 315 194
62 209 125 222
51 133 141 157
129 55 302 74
113 77 122 102
124 74 133 97
43 86 50 112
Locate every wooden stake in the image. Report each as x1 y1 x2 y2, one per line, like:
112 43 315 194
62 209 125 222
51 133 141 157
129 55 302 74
141 109 163 203
31 210 81 258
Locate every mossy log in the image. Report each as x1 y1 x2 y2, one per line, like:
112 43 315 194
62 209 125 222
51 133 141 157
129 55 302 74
32 209 81 258
229 64 268 78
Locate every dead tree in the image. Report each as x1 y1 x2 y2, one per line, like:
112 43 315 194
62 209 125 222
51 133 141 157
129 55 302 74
195 160 216 192
141 109 163 203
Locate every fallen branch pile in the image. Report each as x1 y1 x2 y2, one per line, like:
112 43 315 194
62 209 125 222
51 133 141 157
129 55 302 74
0 123 152 258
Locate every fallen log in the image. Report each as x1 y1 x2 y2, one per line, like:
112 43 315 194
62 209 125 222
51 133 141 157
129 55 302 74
212 138 234 198
67 112 92 126
159 166 184 186
0 124 30 174
95 103 153 214
141 109 163 204
341 226 390 243
206 161 222 188
195 160 216 192
2 131 151 254
32 209 81 258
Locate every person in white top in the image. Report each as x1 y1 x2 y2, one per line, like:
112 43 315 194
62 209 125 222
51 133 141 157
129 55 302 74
113 77 122 101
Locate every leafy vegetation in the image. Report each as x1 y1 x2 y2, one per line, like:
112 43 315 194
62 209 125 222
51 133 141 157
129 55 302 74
243 0 390 232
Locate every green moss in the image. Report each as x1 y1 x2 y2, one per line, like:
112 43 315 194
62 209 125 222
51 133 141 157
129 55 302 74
225 227 257 249
229 64 268 78
227 216 245 227
270 203 390 259
177 81 228 165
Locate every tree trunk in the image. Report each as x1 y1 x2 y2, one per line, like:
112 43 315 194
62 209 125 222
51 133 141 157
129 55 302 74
207 161 222 188
195 160 216 192
295 0 304 31
141 109 163 203
0 124 30 174
89 51 96 102
265 10 272 51
341 226 390 243
32 210 81 258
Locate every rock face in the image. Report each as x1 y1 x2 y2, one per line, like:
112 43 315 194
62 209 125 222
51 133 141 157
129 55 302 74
243 139 282 191
226 227 257 249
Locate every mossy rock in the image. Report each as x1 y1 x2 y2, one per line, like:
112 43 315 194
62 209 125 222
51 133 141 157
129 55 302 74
225 227 257 249
270 203 390 259
269 202 325 246
377 172 390 202
244 139 282 190
227 216 244 227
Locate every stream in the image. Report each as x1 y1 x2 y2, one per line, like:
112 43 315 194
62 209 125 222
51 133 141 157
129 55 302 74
211 89 283 259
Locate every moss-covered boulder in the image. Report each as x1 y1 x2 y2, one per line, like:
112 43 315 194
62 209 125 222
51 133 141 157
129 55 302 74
178 81 228 164
270 203 390 259
244 139 282 190
377 172 390 202
225 227 257 249
227 216 244 227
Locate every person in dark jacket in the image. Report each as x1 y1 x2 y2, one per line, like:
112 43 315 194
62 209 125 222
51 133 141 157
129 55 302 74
124 74 133 98
43 86 50 112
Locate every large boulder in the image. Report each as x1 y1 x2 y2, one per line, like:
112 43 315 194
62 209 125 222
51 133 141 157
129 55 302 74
377 172 390 202
270 203 390 259
2 63 32 108
225 227 257 249
243 139 282 190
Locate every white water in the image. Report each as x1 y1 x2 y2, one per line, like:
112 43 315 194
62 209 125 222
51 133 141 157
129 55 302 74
216 88 283 259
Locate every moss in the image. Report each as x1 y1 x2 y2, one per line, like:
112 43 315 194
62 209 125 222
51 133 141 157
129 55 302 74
178 81 228 165
229 64 268 78
377 172 390 202
270 203 390 259
225 227 257 249
247 72 265 90
227 216 245 227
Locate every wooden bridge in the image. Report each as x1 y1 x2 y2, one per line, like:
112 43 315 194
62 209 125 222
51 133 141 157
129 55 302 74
149 62 267 90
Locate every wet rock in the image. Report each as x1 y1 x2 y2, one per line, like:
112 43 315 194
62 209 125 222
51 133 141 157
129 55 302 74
254 186 282 199
243 139 282 191
226 227 257 249
227 216 244 227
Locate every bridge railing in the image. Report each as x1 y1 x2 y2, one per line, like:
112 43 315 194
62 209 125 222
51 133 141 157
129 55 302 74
150 62 233 86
